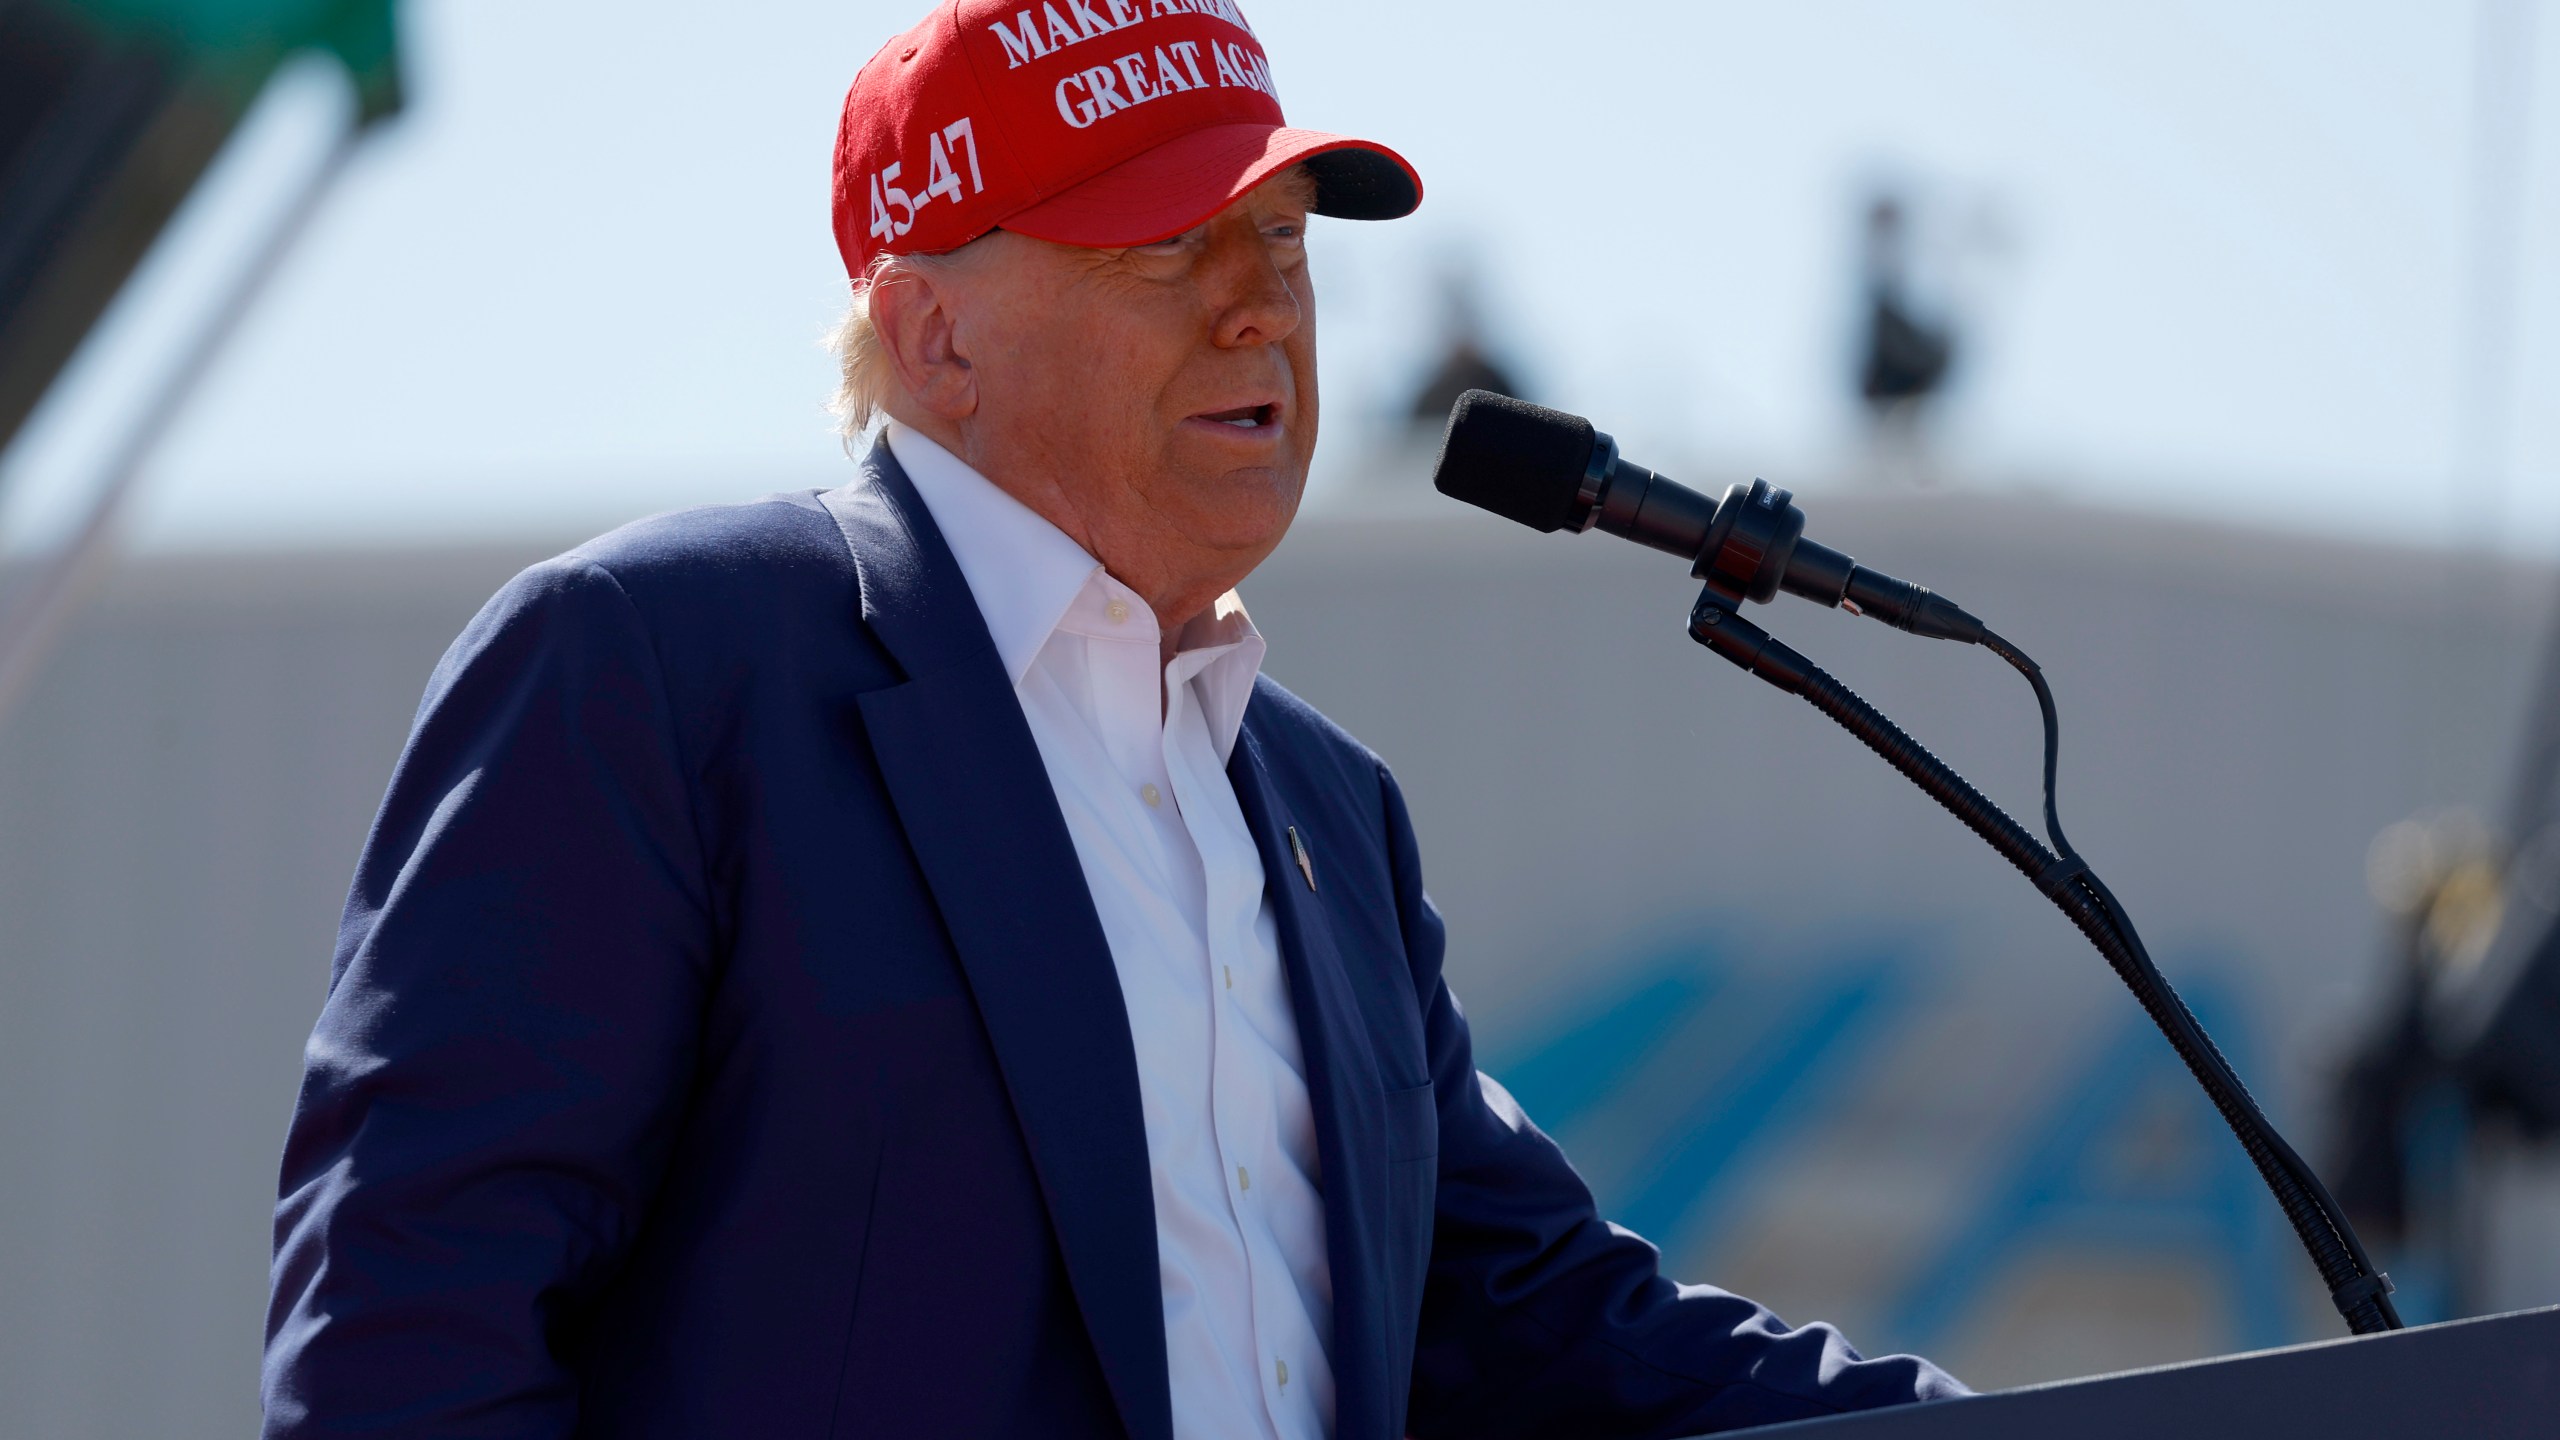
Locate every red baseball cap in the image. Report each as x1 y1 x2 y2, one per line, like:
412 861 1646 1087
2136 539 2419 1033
831 0 1421 279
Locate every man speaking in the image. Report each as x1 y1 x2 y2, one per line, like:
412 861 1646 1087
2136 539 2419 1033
263 3 1964 1436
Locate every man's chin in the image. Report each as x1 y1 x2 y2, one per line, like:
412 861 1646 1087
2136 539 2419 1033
1163 464 1302 549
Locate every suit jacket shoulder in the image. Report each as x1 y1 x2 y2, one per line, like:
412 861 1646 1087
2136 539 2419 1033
469 489 908 769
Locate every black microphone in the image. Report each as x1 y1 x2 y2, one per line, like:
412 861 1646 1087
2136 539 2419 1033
1429 389 1985 645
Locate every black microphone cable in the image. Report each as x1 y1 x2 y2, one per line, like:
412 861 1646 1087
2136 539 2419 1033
1978 626 2403 1335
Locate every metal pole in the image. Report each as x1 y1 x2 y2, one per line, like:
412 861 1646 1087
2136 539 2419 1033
2454 0 2539 548
0 118 366 732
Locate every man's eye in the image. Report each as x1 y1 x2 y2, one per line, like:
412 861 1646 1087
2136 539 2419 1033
1135 227 1206 255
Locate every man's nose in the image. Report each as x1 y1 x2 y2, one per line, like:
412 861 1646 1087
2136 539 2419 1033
1204 227 1301 350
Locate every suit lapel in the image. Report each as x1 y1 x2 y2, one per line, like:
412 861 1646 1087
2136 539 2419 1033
1227 715 1394 1440
821 447 1171 1440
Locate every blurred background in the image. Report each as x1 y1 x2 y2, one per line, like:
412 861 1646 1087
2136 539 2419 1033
3 0 2558 1434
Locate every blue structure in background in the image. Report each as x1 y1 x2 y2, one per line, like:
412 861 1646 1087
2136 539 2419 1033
1884 973 2294 1353
1490 935 1907 1264
1609 953 1905 1251
1490 938 2300 1354
1494 964 1719 1139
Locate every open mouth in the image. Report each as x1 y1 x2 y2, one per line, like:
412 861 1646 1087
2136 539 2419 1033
1195 403 1281 430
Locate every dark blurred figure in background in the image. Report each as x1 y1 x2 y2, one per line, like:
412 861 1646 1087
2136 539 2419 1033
2333 618 2560 1322
1407 261 1526 426
1855 191 1956 479
2331 813 2497 1320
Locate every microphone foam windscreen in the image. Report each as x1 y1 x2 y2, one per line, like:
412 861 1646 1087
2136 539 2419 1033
1431 390 1597 533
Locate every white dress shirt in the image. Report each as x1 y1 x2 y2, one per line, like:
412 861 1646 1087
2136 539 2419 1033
884 423 1337 1440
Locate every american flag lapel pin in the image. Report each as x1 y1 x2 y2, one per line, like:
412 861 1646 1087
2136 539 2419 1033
1286 825 1316 893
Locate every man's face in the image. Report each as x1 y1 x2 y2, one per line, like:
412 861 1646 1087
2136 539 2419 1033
930 170 1319 621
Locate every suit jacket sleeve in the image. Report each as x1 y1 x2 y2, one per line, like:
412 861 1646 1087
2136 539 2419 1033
263 557 716 1438
1383 764 1967 1437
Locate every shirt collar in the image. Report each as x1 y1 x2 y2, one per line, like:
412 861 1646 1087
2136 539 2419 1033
886 421 1099 688
883 423 1269 763
1167 590 1267 764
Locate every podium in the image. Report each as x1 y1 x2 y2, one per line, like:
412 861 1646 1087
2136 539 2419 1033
1730 1306 2560 1438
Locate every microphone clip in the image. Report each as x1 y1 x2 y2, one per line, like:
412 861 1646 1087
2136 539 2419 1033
1694 477 1989 647
1693 478 1808 610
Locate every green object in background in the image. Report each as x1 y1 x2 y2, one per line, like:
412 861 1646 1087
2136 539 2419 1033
0 0 408 736
54 0 402 120
0 0 405 455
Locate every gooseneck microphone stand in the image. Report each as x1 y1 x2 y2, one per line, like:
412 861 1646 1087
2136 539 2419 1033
1688 592 2402 1335
1429 389 2403 1338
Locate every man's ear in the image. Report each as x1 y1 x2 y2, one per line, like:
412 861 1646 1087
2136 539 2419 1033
869 261 977 422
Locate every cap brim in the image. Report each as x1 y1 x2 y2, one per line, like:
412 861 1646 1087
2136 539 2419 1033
1000 123 1421 249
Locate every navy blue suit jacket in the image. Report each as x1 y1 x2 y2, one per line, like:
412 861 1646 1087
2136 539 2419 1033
264 444 1962 1438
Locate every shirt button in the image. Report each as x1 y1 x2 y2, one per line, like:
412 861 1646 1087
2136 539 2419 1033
1140 783 1161 808
1276 1358 1289 1390
1105 598 1130 623
1236 1164 1251 1191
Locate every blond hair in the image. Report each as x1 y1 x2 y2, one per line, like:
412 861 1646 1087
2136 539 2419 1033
824 249 959 444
